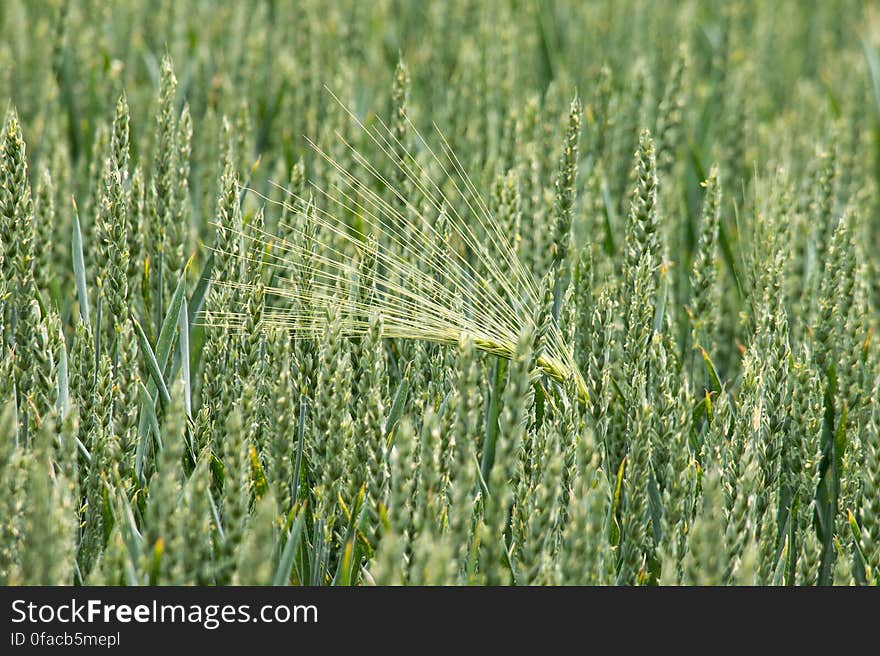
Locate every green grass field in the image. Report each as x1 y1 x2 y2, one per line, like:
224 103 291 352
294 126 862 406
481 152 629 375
1 0 879 586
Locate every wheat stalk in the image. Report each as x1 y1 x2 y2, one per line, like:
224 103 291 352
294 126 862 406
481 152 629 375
203 94 588 401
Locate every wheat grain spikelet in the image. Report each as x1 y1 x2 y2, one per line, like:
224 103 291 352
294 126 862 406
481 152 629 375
203 92 588 402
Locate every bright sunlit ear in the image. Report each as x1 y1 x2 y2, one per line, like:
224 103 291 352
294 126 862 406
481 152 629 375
201 92 588 403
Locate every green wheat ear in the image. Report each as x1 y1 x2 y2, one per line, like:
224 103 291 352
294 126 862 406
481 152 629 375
203 94 588 403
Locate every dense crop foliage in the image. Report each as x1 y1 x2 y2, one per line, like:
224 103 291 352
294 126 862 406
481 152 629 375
1 0 879 586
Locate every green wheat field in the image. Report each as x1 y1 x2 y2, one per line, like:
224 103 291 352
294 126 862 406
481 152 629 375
1 0 879 586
